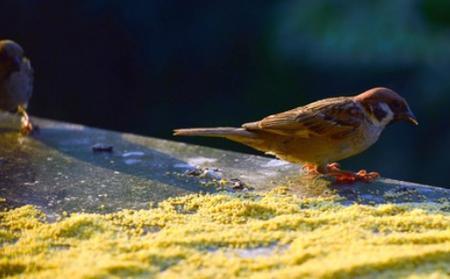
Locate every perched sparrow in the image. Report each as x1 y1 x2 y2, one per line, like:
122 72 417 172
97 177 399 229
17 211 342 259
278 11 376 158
0 40 34 135
174 87 418 183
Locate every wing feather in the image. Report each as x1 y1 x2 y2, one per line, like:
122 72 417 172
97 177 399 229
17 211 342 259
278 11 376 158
242 97 363 139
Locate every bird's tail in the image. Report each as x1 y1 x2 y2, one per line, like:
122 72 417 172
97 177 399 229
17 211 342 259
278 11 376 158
173 127 258 139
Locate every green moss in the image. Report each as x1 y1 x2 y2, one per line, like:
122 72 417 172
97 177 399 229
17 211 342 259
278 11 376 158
0 190 449 278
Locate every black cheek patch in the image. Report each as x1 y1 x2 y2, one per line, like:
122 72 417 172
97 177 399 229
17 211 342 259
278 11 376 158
373 104 388 122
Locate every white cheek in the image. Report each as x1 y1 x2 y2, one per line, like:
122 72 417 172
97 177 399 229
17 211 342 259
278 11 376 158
367 102 394 128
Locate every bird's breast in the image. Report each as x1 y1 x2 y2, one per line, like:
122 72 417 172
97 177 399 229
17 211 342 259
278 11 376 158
346 121 384 155
2 60 33 109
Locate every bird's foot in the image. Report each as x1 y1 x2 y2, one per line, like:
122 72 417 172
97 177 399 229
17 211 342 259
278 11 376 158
303 163 320 175
20 119 33 135
18 106 33 135
325 163 380 184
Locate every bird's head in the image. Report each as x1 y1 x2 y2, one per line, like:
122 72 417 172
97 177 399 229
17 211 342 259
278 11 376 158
0 40 24 78
355 87 418 127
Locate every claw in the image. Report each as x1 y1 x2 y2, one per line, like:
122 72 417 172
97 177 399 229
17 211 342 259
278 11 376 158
355 169 380 183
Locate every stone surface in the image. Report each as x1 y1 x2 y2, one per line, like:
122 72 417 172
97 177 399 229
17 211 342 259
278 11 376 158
0 112 449 218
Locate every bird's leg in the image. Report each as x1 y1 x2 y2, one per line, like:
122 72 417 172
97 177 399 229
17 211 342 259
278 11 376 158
17 105 33 135
326 162 342 172
325 162 379 184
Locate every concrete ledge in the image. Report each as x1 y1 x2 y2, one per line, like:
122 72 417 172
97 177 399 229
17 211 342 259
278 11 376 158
0 113 448 216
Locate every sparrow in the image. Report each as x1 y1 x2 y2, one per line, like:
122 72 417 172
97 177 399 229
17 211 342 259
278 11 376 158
174 87 418 183
0 39 34 135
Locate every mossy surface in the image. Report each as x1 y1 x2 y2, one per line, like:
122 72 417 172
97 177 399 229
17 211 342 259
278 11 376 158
1 188 449 279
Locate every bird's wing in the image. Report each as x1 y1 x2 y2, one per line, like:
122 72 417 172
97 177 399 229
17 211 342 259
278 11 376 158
242 97 363 139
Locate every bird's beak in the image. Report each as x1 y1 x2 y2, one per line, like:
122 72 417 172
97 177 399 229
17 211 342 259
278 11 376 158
397 109 418 126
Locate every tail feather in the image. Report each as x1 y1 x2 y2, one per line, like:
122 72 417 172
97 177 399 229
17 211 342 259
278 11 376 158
174 127 270 154
173 127 257 139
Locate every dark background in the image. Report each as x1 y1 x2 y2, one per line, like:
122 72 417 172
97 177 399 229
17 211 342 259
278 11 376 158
1 0 449 187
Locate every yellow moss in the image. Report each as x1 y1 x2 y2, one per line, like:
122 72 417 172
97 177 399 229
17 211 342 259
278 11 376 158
0 190 449 278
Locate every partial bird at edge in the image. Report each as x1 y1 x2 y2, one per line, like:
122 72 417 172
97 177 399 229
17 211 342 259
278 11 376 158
0 39 34 135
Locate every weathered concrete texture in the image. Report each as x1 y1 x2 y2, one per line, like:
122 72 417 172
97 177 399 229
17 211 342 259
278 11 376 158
0 112 449 217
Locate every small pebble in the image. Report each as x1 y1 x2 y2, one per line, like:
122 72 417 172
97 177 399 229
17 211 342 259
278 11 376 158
92 144 114 153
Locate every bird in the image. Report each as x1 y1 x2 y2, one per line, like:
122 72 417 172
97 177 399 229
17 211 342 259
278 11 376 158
174 87 418 183
0 39 34 135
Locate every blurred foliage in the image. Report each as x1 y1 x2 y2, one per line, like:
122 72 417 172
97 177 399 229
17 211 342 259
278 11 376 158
0 0 449 186
276 1 450 66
